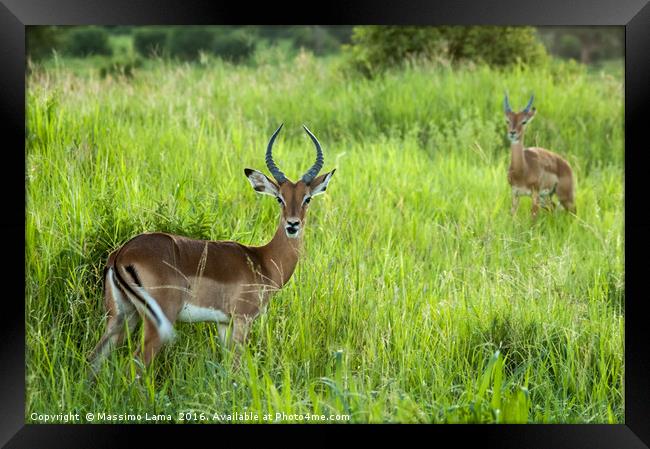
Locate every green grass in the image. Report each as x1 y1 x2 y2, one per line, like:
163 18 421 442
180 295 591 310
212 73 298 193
25 53 623 423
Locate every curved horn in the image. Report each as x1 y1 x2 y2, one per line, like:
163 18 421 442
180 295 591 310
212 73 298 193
265 124 287 184
301 125 324 184
504 92 513 113
523 94 535 113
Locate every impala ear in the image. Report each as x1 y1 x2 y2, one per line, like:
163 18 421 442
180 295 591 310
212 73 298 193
309 169 335 197
244 168 279 197
523 107 536 123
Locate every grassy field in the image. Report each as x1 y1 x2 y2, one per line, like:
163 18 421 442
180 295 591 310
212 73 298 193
26 52 624 423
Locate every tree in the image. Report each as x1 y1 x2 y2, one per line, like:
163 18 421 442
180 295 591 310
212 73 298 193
168 27 215 60
536 27 623 64
134 28 169 57
344 26 548 76
64 27 113 57
26 26 65 60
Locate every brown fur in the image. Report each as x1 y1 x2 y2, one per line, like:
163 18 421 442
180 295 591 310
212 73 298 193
505 107 576 218
89 170 334 373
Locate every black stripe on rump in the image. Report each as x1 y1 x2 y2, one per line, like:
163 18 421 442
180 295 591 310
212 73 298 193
112 266 162 326
125 265 142 286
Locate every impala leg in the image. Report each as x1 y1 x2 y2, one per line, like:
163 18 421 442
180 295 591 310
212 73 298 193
217 323 229 345
89 314 123 377
218 316 251 368
89 313 120 364
135 317 165 367
511 193 520 216
557 175 576 214
117 312 139 345
89 270 138 375
563 200 576 215
540 194 556 211
232 317 251 347
231 317 251 368
89 311 138 373
132 289 183 370
531 189 540 220
547 195 557 211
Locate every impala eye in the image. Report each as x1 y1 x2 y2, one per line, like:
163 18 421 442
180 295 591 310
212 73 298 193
521 120 528 125
276 197 283 205
304 197 311 205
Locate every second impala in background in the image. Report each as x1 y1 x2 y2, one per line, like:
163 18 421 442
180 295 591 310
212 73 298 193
504 94 576 219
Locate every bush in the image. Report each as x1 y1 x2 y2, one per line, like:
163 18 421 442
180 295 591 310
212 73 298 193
99 57 143 79
345 26 548 76
27 26 65 60
292 26 341 55
134 29 169 57
103 26 133 35
444 26 548 67
212 30 256 63
344 27 445 76
64 27 113 57
168 27 215 60
537 28 623 65
558 34 582 61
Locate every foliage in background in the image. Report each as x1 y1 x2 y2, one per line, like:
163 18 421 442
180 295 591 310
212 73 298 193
98 57 143 79
537 27 623 65
343 26 549 77
291 26 342 55
167 27 216 61
133 28 169 57
212 29 257 63
26 26 63 60
133 27 258 62
27 26 621 70
26 26 352 64
443 27 548 66
343 26 447 76
63 27 113 58
256 26 353 55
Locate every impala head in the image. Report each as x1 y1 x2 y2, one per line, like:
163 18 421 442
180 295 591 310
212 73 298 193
245 124 335 239
504 93 536 143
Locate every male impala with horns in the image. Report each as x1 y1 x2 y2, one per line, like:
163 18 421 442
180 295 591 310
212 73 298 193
88 124 335 373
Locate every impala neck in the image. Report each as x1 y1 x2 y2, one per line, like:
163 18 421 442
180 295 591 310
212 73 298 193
260 219 303 288
510 141 526 175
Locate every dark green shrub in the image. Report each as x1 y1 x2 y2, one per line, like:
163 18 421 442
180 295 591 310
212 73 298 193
345 26 548 76
27 26 65 60
292 26 341 55
443 26 548 67
99 57 143 79
134 29 169 57
344 27 444 76
558 34 582 61
64 27 113 57
537 28 623 65
212 30 256 63
104 26 133 35
168 27 215 60
326 26 354 45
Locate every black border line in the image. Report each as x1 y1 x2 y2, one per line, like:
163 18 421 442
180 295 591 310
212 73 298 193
4 0 649 447
624 1 650 447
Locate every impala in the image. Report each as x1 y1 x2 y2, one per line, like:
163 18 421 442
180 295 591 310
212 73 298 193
504 93 576 218
88 124 335 373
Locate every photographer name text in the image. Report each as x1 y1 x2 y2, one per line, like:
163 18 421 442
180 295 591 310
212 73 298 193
30 411 350 423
